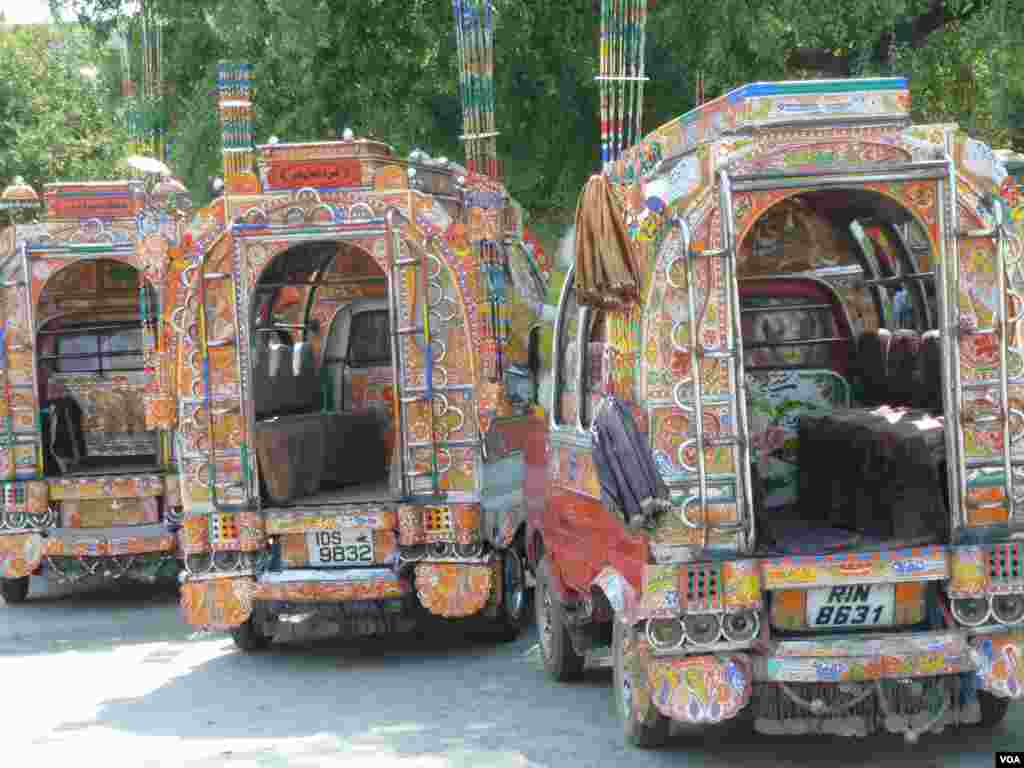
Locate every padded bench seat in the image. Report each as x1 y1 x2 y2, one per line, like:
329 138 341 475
254 410 390 506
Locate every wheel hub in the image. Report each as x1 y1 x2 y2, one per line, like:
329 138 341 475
504 551 525 621
538 583 554 660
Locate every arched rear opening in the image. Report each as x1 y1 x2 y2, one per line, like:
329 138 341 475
737 189 949 553
36 258 158 475
249 241 398 512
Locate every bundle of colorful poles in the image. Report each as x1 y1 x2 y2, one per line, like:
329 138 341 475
599 0 648 170
452 0 500 180
217 62 255 180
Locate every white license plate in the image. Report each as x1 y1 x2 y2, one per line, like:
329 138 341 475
806 584 895 628
306 530 374 567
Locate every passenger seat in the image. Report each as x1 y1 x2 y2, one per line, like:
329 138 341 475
854 329 892 406
887 330 922 406
914 330 943 413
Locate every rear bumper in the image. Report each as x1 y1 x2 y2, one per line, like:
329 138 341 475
42 524 178 558
638 630 1024 734
646 629 1024 705
179 568 411 630
252 568 410 603
755 630 972 683
0 525 177 579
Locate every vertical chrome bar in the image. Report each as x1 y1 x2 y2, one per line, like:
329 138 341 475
385 209 409 498
944 152 967 531
21 237 43 479
719 170 754 554
677 216 708 539
577 304 588 434
993 204 1016 524
549 265 573 433
232 234 258 507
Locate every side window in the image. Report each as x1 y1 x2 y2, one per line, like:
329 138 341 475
503 326 542 407
528 325 541 405
103 328 144 371
55 328 144 374
347 310 391 368
555 273 581 427
581 309 606 428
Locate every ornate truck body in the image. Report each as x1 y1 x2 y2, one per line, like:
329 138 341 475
0 178 187 602
527 77 1024 746
176 63 550 648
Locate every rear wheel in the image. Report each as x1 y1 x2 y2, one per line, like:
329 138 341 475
1 576 29 604
230 615 270 652
977 691 1011 728
535 557 583 682
613 619 670 748
491 548 528 642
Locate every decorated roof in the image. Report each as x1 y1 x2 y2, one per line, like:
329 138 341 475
0 176 41 210
42 181 145 220
609 77 911 185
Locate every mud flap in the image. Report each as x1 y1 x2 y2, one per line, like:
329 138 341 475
180 576 256 630
647 654 752 724
971 631 1024 699
0 533 44 579
415 562 494 618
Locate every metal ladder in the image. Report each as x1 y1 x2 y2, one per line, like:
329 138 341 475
196 263 249 551
947 157 1022 530
387 216 442 498
674 170 754 550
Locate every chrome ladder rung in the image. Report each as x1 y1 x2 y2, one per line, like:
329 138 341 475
701 347 739 360
965 457 1024 470
702 435 745 449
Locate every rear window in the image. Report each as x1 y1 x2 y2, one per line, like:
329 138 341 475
55 327 144 374
347 310 391 367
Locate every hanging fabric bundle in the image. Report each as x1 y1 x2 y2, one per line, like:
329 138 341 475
573 174 641 310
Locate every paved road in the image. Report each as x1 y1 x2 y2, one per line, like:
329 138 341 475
2 578 1022 768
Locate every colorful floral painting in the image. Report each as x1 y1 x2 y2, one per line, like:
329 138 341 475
747 369 851 507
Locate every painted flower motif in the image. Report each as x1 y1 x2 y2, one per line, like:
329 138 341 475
670 349 691 377
753 425 786 454
1000 177 1021 209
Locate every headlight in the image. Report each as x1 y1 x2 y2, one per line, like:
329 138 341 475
722 609 760 642
683 613 721 646
455 542 483 559
992 594 1024 625
428 542 451 558
952 597 991 627
645 618 685 650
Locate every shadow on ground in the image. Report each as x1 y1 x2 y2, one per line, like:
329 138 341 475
0 580 191 656
40 621 1023 768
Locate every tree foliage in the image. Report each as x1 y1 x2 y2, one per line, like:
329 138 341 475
0 24 130 192
48 0 1024 218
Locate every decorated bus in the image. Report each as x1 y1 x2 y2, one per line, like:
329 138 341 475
527 65 1024 746
173 57 551 649
0 175 189 602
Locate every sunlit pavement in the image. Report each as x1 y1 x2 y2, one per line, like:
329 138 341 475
2 579 1022 768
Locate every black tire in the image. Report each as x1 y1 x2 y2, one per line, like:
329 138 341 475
1 576 29 604
491 547 528 642
535 557 583 682
613 619 670 749
230 615 270 652
977 691 1011 728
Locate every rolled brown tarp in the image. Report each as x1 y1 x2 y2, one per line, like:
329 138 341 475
573 174 641 310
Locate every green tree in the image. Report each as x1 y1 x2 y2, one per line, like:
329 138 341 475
57 0 1024 226
0 24 130 192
